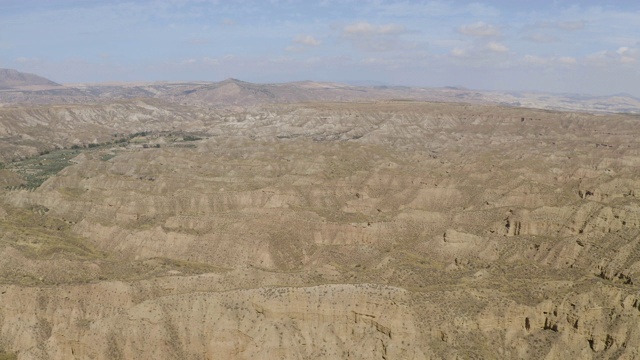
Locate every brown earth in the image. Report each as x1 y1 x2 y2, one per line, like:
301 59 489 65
0 100 640 359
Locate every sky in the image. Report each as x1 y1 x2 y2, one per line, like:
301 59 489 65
1 0 639 96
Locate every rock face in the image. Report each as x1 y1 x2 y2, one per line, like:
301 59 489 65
0 283 418 359
1 100 640 359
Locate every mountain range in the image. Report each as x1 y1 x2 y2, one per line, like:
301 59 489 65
1 68 639 114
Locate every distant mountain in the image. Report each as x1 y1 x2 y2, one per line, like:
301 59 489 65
0 74 639 114
159 78 387 106
0 68 60 89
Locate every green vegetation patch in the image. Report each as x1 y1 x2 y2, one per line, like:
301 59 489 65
7 149 80 189
183 135 202 141
100 153 117 161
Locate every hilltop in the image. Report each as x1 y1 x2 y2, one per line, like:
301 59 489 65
0 68 60 89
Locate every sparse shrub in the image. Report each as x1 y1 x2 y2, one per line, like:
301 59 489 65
183 135 202 141
129 131 149 138
100 154 116 161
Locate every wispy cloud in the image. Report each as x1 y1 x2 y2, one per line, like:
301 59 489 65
587 46 639 66
343 22 406 36
293 35 321 46
486 41 508 53
457 22 500 37
450 41 508 59
340 21 408 52
558 56 577 65
523 33 558 43
286 35 321 52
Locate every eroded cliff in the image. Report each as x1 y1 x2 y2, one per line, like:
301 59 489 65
1 101 640 359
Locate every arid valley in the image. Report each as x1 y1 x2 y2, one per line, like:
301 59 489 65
0 68 639 359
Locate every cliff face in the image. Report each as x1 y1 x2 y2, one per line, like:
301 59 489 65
1 101 640 359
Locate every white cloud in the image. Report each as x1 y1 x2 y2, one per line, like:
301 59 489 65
340 21 409 52
14 57 41 64
361 57 394 66
616 47 638 63
286 35 322 52
449 41 508 60
487 41 508 53
522 55 577 67
531 20 586 32
364 1 500 19
587 47 639 65
451 47 468 58
524 33 557 43
558 56 577 65
190 55 235 66
293 35 321 47
523 54 548 65
343 22 406 36
521 20 585 45
457 22 500 37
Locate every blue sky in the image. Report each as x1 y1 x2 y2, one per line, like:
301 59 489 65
1 0 639 96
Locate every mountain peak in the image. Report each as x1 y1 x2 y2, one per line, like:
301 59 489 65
0 68 61 89
219 78 246 84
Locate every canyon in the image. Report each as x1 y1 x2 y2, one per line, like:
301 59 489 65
0 70 640 359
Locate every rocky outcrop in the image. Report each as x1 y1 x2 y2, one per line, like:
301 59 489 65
0 283 420 360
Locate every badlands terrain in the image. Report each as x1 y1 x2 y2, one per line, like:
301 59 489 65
0 69 640 359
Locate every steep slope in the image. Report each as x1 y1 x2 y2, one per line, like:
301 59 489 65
0 99 219 161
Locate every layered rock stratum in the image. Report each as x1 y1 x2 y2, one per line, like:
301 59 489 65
0 85 640 359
